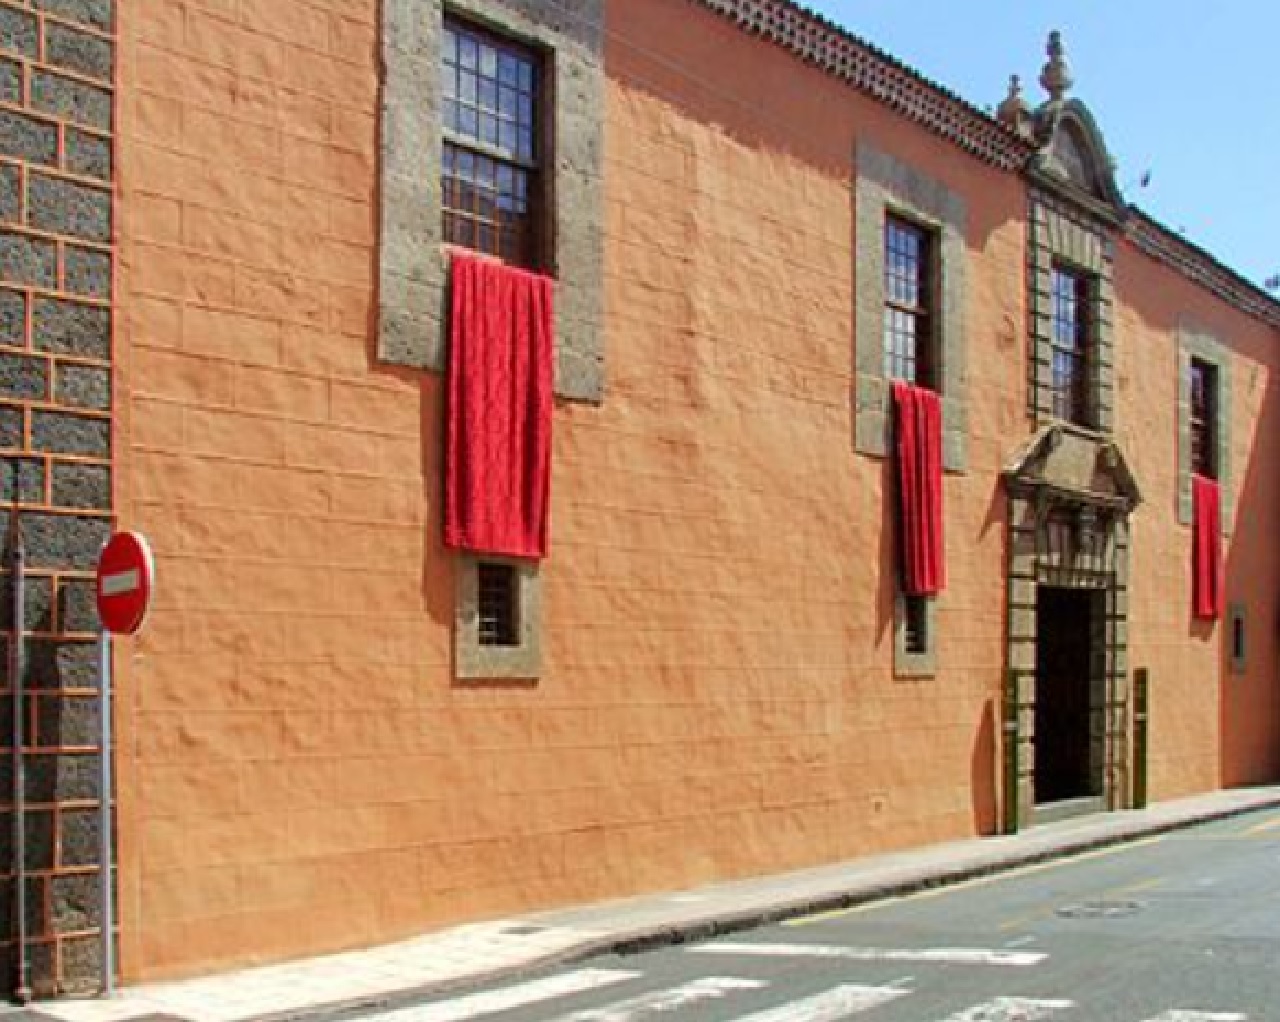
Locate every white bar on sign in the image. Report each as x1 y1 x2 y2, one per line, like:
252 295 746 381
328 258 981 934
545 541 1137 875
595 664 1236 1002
358 969 640 1022
1142 1013 1247 1021
100 568 141 597
726 984 906 1022
931 996 1075 1021
688 942 1047 966
552 976 765 1021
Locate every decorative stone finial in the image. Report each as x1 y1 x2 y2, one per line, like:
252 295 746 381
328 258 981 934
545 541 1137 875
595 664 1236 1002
996 74 1032 135
1039 30 1073 102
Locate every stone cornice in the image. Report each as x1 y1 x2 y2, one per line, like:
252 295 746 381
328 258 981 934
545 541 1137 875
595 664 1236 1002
1126 210 1280 329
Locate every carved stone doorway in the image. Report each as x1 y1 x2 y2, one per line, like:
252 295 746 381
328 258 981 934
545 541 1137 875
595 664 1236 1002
1003 425 1142 830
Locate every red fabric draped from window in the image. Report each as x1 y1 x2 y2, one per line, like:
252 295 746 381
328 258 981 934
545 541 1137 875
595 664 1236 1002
892 380 945 595
1192 473 1223 620
444 251 554 559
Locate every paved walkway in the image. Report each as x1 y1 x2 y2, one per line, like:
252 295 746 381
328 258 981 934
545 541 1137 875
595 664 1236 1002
32 785 1280 1022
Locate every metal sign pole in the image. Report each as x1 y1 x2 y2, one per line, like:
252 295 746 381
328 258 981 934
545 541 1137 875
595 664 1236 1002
98 627 114 994
9 519 29 1004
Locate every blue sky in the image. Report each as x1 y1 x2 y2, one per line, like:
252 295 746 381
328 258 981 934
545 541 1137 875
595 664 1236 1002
803 1 1280 290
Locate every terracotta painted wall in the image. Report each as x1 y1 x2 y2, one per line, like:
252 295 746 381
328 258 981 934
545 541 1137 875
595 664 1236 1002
1114 246 1280 796
113 0 1279 983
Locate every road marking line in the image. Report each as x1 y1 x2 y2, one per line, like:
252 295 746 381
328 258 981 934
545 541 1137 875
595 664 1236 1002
548 977 765 1021
930 996 1074 1021
355 969 640 1022
1242 815 1280 835
789 838 1165 927
689 943 1045 966
1140 1013 1247 1021
725 984 907 1021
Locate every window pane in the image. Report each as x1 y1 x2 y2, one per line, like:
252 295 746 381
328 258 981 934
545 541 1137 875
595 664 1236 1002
498 52 519 86
459 34 478 69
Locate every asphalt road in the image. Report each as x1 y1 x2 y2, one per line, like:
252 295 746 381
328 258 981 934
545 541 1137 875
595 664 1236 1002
334 807 1280 1020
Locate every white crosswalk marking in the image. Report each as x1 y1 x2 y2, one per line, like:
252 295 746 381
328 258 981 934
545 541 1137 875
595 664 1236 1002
726 984 908 1021
357 969 640 1022
548 976 765 1020
931 997 1074 1021
689 942 1047 966
1141 1013 1247 1021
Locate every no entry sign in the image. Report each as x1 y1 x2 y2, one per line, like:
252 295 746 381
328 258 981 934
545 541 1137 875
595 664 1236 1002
96 532 155 635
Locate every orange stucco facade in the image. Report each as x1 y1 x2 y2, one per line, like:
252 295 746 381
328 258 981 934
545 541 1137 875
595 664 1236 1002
99 0 1279 984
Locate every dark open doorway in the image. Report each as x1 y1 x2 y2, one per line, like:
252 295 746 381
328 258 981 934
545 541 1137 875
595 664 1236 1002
1034 586 1100 805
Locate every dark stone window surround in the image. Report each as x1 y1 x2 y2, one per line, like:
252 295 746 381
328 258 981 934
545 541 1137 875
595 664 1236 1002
855 140 969 474
454 554 542 680
1027 188 1116 432
377 0 604 402
893 593 937 678
1176 320 1232 533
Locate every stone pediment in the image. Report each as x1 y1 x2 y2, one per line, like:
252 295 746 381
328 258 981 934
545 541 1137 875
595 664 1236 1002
1031 99 1126 214
1003 424 1141 512
999 32 1128 218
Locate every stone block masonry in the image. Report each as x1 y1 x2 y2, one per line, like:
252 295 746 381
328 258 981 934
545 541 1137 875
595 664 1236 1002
0 0 115 997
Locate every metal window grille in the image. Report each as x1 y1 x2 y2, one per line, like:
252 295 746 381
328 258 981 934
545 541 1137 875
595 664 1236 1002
1050 266 1092 426
1189 357 1217 478
477 562 519 647
904 594 929 655
883 216 935 388
442 20 541 268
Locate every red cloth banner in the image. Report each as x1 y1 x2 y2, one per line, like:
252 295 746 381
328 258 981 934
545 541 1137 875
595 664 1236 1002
892 380 945 595
1192 473 1223 620
445 252 554 559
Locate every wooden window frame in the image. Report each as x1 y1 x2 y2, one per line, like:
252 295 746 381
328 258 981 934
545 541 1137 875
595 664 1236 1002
441 17 546 269
1049 263 1093 427
883 214 938 390
1189 356 1218 479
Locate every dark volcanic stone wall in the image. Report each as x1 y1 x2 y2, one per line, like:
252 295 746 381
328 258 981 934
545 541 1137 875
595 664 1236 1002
0 0 114 996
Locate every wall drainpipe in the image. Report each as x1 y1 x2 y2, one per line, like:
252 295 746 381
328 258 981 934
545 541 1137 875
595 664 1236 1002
8 513 29 1004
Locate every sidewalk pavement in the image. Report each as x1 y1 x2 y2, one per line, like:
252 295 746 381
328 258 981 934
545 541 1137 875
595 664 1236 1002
30 784 1280 1022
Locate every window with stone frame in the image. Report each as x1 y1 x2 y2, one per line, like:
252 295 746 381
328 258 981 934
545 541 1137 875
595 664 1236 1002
883 215 938 390
1176 322 1232 530
377 0 604 401
1026 192 1116 434
1049 263 1094 427
854 141 968 474
441 19 543 269
455 555 542 679
1189 357 1218 479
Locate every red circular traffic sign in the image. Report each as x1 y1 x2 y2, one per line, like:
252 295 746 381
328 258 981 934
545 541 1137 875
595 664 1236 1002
96 532 155 635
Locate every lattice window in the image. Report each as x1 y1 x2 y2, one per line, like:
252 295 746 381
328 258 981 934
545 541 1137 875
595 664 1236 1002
883 216 935 388
442 19 541 267
1189 357 1218 479
477 562 519 647
904 595 930 655
1050 265 1092 425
